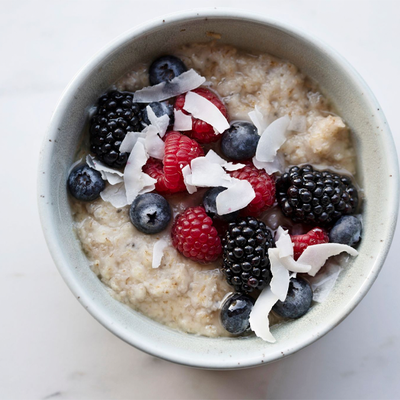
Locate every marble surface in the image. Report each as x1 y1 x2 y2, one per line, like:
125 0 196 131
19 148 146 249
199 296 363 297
1 0 400 399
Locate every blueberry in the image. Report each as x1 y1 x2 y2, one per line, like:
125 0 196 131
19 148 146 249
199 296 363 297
203 187 239 222
149 55 187 85
329 215 362 246
220 293 255 335
221 121 260 160
272 277 313 319
67 164 105 201
129 193 172 234
141 101 174 126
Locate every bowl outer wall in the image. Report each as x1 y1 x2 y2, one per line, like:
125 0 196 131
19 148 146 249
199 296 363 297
37 9 399 369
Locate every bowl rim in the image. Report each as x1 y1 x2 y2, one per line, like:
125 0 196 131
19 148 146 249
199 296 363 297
38 8 399 369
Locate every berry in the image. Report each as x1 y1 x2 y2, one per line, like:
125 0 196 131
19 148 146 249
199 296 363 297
129 193 172 234
229 161 276 217
272 277 313 319
89 90 144 168
143 132 204 194
149 55 187 85
174 88 228 143
142 158 173 194
67 164 105 201
221 121 260 160
203 187 239 222
222 217 274 293
291 227 329 260
220 293 254 335
329 215 362 246
171 206 222 263
276 165 359 225
141 101 174 127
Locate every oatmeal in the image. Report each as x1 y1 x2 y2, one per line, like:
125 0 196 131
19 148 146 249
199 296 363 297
70 43 359 339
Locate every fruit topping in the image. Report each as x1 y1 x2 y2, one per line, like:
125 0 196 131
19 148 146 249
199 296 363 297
228 161 276 217
221 121 260 161
175 88 229 143
203 187 239 222
276 165 359 225
272 277 313 319
129 193 172 234
143 158 172 194
90 90 143 168
141 101 174 127
68 164 105 201
222 217 274 293
171 206 222 263
329 215 362 246
173 109 192 131
290 227 329 260
254 115 290 163
297 242 358 276
220 293 254 335
143 132 204 194
152 237 170 269
134 69 205 103
149 55 187 85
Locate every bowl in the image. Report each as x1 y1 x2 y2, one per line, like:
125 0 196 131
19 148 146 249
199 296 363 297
37 8 399 369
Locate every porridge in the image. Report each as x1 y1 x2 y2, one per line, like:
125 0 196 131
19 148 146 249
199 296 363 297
68 43 361 341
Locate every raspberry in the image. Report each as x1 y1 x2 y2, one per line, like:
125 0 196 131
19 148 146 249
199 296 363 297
143 132 203 194
174 88 228 143
229 161 276 217
290 227 329 260
171 206 222 263
142 158 172 194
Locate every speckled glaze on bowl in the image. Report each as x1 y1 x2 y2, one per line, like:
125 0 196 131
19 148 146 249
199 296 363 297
37 9 399 369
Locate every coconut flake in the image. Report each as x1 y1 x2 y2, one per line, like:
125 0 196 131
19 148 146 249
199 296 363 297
280 256 311 273
269 248 290 301
252 152 285 175
189 156 232 188
249 287 279 343
204 149 225 165
152 237 169 269
86 155 124 185
124 139 156 203
183 91 230 134
216 179 255 215
144 125 165 160
298 243 359 277
119 131 145 153
100 182 128 208
275 227 293 258
223 162 245 171
248 105 269 134
255 115 291 162
146 106 169 137
173 109 193 131
310 262 342 303
288 115 307 132
181 164 197 194
134 69 206 103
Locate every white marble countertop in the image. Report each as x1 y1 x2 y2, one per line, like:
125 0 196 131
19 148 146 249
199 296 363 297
1 1 400 399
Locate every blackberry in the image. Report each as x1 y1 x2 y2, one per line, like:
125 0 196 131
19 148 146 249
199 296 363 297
222 217 274 293
276 165 359 225
89 90 144 168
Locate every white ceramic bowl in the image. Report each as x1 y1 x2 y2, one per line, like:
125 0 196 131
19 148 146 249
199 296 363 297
38 9 399 369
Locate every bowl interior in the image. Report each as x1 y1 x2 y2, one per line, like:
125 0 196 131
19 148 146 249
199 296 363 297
38 11 399 369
